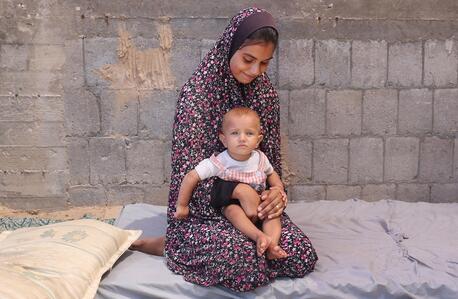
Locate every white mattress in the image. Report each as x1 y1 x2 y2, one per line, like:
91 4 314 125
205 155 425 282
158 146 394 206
96 199 458 299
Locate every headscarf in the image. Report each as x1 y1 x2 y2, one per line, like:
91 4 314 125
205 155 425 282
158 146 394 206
168 7 281 219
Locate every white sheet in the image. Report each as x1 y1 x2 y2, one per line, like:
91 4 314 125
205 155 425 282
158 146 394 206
96 199 458 299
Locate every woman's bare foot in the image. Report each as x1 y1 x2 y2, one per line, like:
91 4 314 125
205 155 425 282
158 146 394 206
266 244 288 260
130 236 165 256
255 233 271 257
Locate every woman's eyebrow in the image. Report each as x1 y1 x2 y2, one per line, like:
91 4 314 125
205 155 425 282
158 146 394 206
243 53 274 61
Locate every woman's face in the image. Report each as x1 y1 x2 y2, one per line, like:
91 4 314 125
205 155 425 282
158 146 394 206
229 42 275 84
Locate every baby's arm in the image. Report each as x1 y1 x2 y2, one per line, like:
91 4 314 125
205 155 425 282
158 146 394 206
267 171 284 190
174 169 201 219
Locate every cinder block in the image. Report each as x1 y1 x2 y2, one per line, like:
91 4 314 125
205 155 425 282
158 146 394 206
385 137 419 181
396 184 430 202
0 196 68 211
0 122 65 146
315 40 351 87
87 0 165 18
424 39 458 87
107 185 146 205
126 139 165 184
29 45 66 71
0 95 63 122
67 137 89 185
81 18 160 39
349 137 383 184
278 39 314 88
326 185 361 201
63 39 85 90
0 44 28 71
351 40 387 88
164 141 172 183
455 139 458 179
431 183 458 203
288 185 325 202
361 184 395 201
144 184 170 205
84 37 119 90
0 170 69 197
388 42 422 87
313 139 348 184
170 39 202 88
327 90 362 136
0 16 73 45
434 89 458 133
139 90 177 140
285 139 312 184
64 88 100 136
419 137 453 182
89 138 126 184
201 39 217 61
277 90 289 136
289 89 326 137
267 50 278 87
398 89 432 134
171 18 228 40
0 71 62 95
100 89 138 136
0 147 67 172
363 89 397 135
68 185 107 207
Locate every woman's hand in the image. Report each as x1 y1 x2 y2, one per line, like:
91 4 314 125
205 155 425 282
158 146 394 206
257 187 287 220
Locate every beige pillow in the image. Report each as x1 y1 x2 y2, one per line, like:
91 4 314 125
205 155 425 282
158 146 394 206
0 219 141 299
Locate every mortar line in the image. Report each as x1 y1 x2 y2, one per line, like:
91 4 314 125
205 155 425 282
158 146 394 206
386 42 390 87
82 36 87 87
431 89 435 135
347 137 351 185
349 40 353 85
396 89 400 135
421 40 425 86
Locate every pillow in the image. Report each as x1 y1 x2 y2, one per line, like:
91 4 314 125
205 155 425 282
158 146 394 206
0 219 141 299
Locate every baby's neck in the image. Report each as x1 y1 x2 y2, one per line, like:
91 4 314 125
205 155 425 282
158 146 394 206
226 149 253 162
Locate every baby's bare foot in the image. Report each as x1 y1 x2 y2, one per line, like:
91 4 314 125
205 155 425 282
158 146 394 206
130 236 165 256
255 233 272 257
266 244 288 260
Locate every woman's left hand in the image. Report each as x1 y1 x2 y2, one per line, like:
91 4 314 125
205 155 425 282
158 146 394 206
257 187 287 220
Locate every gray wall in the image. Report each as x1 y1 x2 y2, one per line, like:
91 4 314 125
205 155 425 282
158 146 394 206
1 1 458 210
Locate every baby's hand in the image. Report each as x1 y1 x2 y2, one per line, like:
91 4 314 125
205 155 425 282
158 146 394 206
174 204 189 219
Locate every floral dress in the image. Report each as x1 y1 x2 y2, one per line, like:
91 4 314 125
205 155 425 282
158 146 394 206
164 7 318 292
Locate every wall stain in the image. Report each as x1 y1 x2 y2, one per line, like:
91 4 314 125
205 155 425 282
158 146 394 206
96 23 175 91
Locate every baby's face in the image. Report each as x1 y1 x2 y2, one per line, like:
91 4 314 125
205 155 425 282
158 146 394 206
219 114 263 161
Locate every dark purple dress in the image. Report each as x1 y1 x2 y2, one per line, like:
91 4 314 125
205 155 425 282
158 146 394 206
165 7 318 292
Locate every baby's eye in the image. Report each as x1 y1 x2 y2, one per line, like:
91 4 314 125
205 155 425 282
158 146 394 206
230 131 239 135
246 132 254 136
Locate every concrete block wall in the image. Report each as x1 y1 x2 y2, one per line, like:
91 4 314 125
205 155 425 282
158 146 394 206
1 0 458 210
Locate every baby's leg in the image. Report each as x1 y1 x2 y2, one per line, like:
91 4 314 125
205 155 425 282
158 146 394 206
223 204 271 257
231 183 260 223
263 217 288 260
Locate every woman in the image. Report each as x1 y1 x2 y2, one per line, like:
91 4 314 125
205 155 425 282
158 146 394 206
132 7 317 292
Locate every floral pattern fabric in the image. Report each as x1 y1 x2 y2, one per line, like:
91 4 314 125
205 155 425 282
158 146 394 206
165 7 318 291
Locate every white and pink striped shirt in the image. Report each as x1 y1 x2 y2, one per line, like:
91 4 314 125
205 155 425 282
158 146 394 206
194 150 274 192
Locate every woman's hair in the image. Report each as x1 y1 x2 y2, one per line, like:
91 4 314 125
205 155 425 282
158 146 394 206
242 27 279 48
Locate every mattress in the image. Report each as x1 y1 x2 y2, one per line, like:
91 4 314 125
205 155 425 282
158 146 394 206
96 199 458 299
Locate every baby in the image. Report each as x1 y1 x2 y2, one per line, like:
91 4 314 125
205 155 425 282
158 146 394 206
174 107 287 259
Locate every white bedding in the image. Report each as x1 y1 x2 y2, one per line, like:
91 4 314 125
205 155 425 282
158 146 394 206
96 199 458 299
